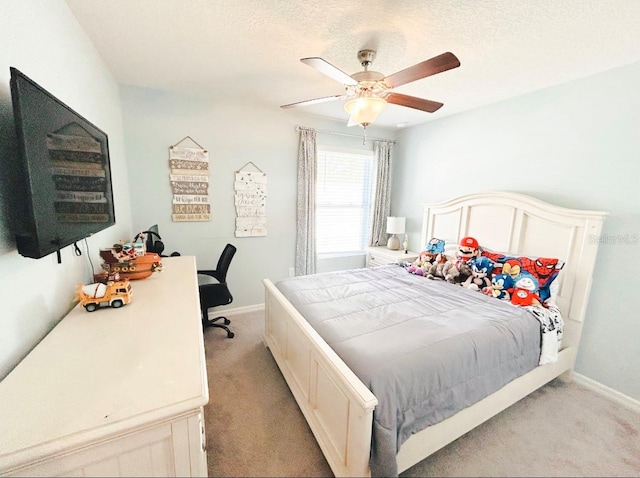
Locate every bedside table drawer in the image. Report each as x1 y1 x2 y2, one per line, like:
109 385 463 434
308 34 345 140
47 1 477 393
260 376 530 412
365 247 418 267
367 254 388 267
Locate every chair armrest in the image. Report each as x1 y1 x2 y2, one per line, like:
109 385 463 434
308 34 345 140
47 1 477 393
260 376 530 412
198 269 223 283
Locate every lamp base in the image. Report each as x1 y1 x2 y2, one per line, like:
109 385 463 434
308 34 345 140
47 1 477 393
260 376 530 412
387 234 400 250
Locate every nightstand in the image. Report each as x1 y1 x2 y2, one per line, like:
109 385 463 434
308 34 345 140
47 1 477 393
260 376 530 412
365 246 419 268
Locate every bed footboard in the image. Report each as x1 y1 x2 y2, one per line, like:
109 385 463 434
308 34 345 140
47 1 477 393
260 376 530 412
263 279 377 477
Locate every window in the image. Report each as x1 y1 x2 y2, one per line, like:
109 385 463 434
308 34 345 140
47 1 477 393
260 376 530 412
316 146 376 255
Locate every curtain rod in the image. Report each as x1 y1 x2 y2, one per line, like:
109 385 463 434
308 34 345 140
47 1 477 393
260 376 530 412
295 125 396 144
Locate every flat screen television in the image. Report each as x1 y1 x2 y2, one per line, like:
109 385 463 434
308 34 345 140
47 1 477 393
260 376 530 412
9 67 116 260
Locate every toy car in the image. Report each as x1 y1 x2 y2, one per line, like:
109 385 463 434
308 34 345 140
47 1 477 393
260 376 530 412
76 280 132 312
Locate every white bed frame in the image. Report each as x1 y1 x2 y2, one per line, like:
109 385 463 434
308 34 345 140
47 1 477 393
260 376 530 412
263 191 606 477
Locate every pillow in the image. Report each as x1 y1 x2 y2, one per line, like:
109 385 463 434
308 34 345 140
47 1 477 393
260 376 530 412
480 248 564 303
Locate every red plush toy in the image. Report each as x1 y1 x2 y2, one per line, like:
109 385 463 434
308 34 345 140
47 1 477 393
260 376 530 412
458 236 480 261
510 287 542 307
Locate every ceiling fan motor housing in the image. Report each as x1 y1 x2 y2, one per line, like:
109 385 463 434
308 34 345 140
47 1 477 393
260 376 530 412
351 50 386 93
357 49 377 67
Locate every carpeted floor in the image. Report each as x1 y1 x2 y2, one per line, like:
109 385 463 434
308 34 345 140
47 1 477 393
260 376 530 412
203 310 640 477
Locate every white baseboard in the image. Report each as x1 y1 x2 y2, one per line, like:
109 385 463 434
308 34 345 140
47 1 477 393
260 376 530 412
219 303 265 317
573 372 640 414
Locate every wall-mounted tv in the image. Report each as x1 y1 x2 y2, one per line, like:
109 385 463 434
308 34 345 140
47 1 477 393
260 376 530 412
9 67 116 260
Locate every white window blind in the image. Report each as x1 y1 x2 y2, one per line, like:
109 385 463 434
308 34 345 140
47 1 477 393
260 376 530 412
316 147 375 254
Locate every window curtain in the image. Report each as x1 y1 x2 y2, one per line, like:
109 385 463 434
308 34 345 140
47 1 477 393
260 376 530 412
369 140 393 247
295 127 317 275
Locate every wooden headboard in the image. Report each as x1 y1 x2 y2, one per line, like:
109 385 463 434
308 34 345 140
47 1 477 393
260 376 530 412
420 191 607 351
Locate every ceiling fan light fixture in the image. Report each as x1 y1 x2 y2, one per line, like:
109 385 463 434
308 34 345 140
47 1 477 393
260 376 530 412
344 95 387 127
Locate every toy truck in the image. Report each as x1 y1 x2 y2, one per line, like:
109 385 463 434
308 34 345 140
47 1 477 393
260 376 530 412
76 280 133 312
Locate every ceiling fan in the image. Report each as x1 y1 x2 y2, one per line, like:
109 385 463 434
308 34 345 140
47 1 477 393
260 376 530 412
281 49 461 127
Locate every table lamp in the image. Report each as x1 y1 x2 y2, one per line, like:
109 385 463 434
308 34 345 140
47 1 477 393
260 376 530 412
386 216 405 250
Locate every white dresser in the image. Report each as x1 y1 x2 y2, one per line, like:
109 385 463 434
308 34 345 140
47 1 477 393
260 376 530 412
0 256 208 477
365 246 419 267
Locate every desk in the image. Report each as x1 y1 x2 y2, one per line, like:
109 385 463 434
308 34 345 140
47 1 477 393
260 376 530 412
0 256 208 477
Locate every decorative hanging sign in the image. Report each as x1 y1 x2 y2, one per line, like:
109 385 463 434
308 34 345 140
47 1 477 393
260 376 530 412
168 136 211 222
234 162 267 237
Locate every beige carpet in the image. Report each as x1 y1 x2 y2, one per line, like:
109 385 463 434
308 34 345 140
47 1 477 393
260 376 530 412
203 310 640 477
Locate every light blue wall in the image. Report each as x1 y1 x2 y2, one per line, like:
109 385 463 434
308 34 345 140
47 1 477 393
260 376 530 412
2 0 636 404
119 85 396 306
0 0 133 379
392 61 640 401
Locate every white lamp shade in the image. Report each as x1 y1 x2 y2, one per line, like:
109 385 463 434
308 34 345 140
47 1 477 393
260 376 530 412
344 96 387 126
386 217 406 234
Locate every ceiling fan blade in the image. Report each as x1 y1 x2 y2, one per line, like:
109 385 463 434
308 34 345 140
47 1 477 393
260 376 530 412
384 52 460 89
281 94 346 109
386 92 444 113
301 57 358 86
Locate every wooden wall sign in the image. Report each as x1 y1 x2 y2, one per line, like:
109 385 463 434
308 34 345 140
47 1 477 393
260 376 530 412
168 137 211 222
234 162 267 237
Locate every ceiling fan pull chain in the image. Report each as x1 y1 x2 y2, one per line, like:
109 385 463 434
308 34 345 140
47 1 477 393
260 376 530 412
362 125 367 145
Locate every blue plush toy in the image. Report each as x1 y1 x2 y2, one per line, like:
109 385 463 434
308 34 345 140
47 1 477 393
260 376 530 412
486 273 515 300
425 237 445 255
462 256 495 291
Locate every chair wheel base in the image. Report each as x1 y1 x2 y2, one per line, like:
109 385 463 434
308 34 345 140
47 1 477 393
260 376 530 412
202 316 234 338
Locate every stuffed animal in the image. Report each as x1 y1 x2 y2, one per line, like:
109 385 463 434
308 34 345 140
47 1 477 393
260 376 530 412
458 236 480 262
453 259 474 284
425 237 446 255
406 250 423 274
463 257 495 291
440 236 479 284
513 271 539 294
426 254 451 280
428 237 479 284
511 272 543 306
485 273 515 300
427 255 472 283
408 250 440 276
502 258 522 279
510 288 542 307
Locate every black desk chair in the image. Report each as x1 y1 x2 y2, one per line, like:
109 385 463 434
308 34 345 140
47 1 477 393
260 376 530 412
197 244 237 338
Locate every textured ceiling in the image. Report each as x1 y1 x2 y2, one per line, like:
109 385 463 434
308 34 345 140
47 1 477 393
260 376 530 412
65 0 640 129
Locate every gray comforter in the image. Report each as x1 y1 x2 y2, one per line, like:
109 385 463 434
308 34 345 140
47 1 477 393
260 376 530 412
275 265 540 477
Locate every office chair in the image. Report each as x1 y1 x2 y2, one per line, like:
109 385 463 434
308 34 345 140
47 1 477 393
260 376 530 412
197 244 237 339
